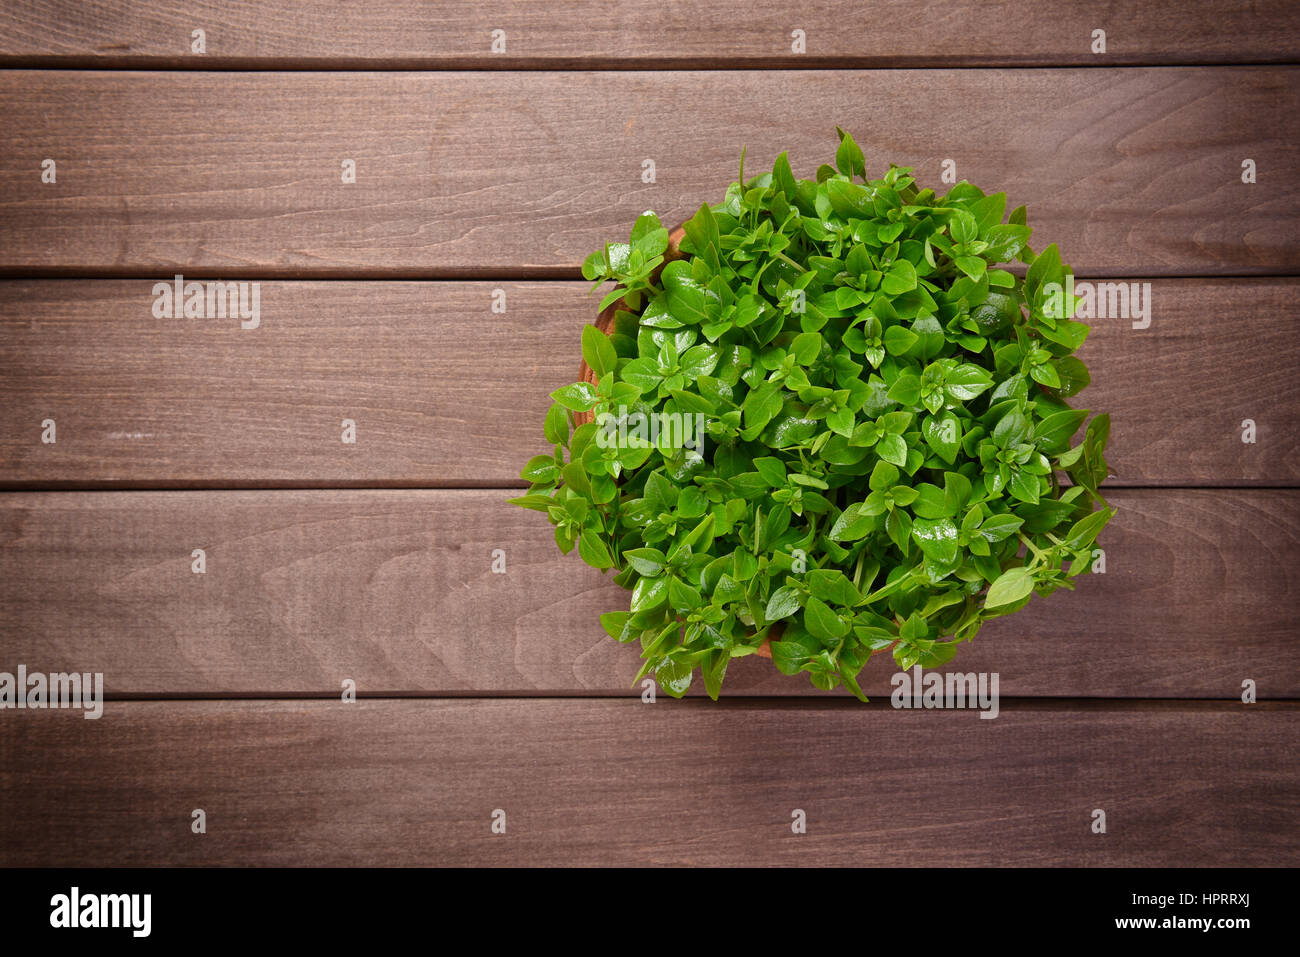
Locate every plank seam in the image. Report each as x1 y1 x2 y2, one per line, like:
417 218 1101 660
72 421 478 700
1 60 1298 72
36 695 1300 708
0 484 1295 493
2 269 1298 282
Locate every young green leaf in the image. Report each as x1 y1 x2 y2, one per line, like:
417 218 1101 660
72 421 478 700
578 529 615 569
803 596 849 641
581 324 618 379
765 585 803 622
550 382 599 412
985 565 1036 608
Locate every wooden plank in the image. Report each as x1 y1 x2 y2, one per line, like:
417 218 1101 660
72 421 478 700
1 69 1296 276
1 278 1296 487
0 488 1294 698
2 1 1297 67
0 699 1292 866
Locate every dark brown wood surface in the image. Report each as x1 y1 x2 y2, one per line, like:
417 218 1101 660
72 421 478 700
2 1 1297 67
1 278 1295 487
1 489 1294 698
0 4 1297 870
2 69 1297 276
0 699 1292 866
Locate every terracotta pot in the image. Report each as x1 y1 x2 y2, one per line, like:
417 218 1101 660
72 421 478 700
573 224 788 659
754 624 780 658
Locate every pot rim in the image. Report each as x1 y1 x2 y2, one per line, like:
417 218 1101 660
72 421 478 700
574 225 688 425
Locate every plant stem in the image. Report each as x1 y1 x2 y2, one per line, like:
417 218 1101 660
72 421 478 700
773 251 808 273
1017 531 1047 563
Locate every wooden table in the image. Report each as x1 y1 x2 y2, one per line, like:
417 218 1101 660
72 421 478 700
0 1 1297 867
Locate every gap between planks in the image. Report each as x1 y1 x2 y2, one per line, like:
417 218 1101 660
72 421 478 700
0 483 1297 492
3 268 1300 282
4 60 1300 72
74 695 1300 708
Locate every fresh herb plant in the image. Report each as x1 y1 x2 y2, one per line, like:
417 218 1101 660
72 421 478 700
512 130 1113 700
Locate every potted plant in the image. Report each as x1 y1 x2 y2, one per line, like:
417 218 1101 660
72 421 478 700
512 130 1112 700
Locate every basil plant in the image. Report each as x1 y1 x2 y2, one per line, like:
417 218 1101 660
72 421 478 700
513 130 1112 700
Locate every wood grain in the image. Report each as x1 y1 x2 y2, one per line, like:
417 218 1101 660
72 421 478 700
2 69 1296 276
0 699 1293 866
1 1 1297 67
1 279 1295 487
1 488 1294 698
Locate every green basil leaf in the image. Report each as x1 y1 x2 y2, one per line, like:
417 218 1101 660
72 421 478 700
550 382 599 411
803 596 849 641
764 585 804 622
581 324 618 379
984 565 1036 608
